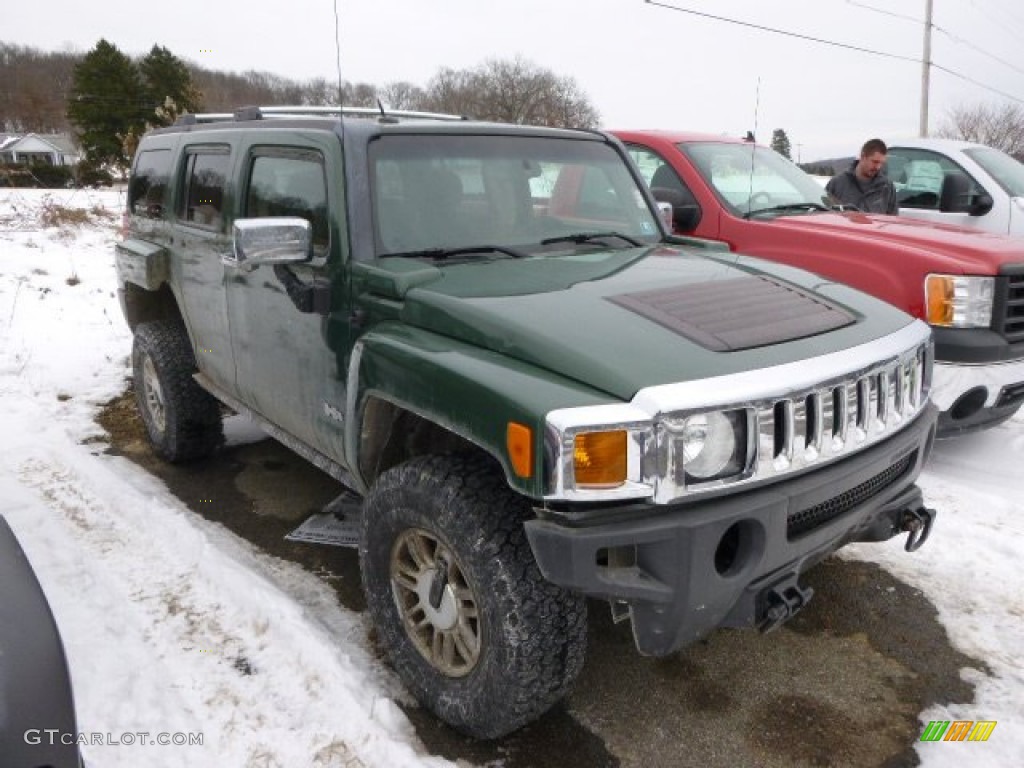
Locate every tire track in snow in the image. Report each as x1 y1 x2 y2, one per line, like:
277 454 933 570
14 452 448 768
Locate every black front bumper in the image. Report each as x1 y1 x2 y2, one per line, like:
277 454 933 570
526 406 938 656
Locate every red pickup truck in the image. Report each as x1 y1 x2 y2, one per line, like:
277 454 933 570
610 130 1024 436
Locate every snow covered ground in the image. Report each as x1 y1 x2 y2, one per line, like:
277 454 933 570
1 187 1021 766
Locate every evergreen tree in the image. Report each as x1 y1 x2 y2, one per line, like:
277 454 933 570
67 39 147 172
140 45 202 126
771 128 792 159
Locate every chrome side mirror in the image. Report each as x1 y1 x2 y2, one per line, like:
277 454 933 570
228 217 312 271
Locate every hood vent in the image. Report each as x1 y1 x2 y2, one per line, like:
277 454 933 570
606 275 855 352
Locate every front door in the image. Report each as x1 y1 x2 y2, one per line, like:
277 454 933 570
224 137 350 462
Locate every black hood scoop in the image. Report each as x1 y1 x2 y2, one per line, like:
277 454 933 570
607 275 855 352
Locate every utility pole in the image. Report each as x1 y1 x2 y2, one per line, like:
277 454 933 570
920 0 934 137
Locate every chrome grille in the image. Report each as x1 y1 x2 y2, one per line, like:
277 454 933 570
545 321 933 506
752 345 928 483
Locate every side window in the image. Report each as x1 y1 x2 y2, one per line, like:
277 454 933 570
627 145 701 230
179 147 230 230
245 151 329 254
129 148 171 218
627 146 664 186
627 146 697 205
888 148 983 209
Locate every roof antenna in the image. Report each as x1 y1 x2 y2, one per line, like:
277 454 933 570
332 0 345 129
376 97 398 124
745 77 761 216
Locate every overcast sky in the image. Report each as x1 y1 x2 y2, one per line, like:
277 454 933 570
7 0 1024 161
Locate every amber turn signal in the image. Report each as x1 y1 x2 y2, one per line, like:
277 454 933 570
507 422 533 478
925 275 954 325
574 430 627 488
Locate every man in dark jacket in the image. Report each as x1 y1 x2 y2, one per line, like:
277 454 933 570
826 138 898 214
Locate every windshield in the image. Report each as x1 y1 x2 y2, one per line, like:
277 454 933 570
964 146 1024 197
369 135 661 257
680 142 831 216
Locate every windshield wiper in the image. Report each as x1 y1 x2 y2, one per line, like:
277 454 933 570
540 231 644 247
381 244 529 260
745 202 829 219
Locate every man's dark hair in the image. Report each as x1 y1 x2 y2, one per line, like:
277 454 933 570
860 138 888 157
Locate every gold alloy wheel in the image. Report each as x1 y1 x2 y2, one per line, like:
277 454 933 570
141 355 167 433
389 527 481 677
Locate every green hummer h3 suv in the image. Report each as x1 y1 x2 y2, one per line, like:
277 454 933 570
117 106 938 738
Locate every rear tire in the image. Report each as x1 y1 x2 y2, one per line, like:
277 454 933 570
132 320 223 462
360 454 587 739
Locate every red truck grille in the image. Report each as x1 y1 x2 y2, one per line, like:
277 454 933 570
1001 272 1024 344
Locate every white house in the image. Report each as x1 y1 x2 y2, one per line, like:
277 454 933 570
0 133 80 166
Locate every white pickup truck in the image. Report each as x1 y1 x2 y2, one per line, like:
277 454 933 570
887 138 1024 235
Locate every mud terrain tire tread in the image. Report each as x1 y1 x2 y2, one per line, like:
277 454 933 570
360 453 588 739
132 320 223 462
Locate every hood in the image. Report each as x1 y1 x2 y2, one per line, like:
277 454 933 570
766 210 1024 274
375 246 915 401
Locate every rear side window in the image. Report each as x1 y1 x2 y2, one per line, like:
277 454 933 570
244 150 330 254
179 147 230 230
129 148 172 218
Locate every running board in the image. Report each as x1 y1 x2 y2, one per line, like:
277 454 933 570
193 373 360 491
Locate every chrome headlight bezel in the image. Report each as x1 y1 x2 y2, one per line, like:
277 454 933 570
659 408 754 489
544 404 655 502
924 274 994 328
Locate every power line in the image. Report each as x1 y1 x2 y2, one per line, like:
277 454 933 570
645 0 1024 106
848 0 1024 78
931 61 1024 106
643 1 919 63
845 0 921 25
981 0 1024 39
934 26 1024 79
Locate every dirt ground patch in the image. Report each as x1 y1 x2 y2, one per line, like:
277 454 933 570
94 391 986 768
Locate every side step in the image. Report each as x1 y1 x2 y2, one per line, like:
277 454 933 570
284 491 363 549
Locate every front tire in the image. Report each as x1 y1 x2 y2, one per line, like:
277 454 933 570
360 454 587 739
132 320 223 462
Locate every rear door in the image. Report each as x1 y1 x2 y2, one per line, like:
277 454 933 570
172 143 238 396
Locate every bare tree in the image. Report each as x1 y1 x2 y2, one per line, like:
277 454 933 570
937 102 1024 158
422 57 599 128
0 43 78 133
301 77 340 106
378 81 426 111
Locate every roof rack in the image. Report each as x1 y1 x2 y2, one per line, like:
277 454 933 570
175 105 468 125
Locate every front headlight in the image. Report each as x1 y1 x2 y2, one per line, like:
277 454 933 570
662 409 750 486
925 274 994 328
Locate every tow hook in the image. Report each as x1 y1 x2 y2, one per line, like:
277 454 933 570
902 507 937 552
757 582 814 633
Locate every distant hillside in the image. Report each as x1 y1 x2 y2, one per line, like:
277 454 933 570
799 157 853 177
0 41 378 134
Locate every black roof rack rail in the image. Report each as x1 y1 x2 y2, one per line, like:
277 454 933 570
174 105 469 125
